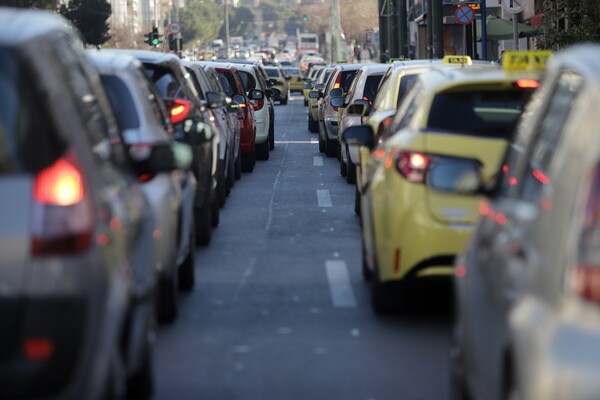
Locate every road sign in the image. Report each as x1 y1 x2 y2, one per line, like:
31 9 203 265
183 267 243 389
455 5 475 25
502 0 527 14
169 22 181 34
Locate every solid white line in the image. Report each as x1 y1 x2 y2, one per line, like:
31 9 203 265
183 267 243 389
310 139 319 144
325 260 357 308
313 156 323 166
317 189 332 207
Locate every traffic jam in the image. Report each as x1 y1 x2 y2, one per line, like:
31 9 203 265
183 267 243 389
2 4 600 400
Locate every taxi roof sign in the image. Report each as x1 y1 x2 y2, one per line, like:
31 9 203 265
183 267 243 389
389 57 412 63
502 50 552 72
443 55 472 65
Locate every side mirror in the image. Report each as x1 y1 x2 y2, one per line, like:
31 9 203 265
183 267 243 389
270 88 281 97
309 90 321 99
129 141 192 176
427 158 482 194
248 88 265 100
183 120 214 144
346 103 366 116
206 91 226 108
303 83 313 90
330 88 343 98
341 125 375 149
330 96 345 108
232 94 246 106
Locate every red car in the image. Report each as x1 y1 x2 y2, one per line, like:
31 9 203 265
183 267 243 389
206 62 258 172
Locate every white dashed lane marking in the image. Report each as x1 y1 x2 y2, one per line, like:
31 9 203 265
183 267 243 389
317 189 332 207
325 260 357 308
313 156 323 166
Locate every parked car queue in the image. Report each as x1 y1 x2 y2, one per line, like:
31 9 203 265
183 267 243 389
0 8 284 400
305 48 600 400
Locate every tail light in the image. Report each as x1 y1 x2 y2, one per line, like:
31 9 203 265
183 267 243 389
516 79 540 89
170 99 192 125
394 151 430 183
333 72 342 89
31 151 93 255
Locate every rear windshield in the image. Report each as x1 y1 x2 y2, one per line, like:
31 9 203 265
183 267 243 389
362 74 384 103
0 47 68 174
427 88 533 139
265 68 280 78
217 70 241 96
237 70 256 92
340 70 359 92
143 64 183 99
285 68 300 75
397 74 418 107
100 75 140 131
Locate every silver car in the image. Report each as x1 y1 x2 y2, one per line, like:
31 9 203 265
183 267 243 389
88 51 196 324
0 9 185 399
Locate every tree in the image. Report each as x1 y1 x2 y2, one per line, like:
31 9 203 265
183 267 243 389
0 0 58 10
218 6 255 38
537 0 600 50
180 0 222 47
60 0 111 46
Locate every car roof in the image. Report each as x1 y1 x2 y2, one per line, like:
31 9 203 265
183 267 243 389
359 64 391 75
0 8 80 45
86 50 143 73
98 48 181 64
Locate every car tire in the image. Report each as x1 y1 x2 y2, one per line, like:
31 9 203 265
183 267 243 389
281 96 288 105
304 98 308 107
325 139 337 158
157 272 178 323
195 204 212 246
256 141 270 161
179 219 196 291
103 350 127 400
340 159 347 177
234 153 242 180
227 155 235 192
211 198 219 227
126 338 154 400
241 149 256 172
309 115 318 133
449 324 473 400
217 162 226 208
269 118 275 150
346 159 356 184
354 187 361 217
318 134 325 153
361 235 372 281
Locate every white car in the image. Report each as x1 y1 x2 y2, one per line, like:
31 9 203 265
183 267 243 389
88 51 197 323
232 63 273 160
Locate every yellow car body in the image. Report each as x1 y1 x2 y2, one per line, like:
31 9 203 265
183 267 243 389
303 66 323 106
308 67 335 126
284 67 304 92
360 66 541 309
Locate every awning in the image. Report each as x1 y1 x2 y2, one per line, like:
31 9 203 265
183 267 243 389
477 16 539 41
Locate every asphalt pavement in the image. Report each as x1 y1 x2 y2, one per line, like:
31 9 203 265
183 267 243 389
154 93 453 400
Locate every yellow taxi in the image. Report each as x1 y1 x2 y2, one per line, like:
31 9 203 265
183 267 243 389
283 66 304 93
308 66 335 133
302 66 323 107
343 52 547 312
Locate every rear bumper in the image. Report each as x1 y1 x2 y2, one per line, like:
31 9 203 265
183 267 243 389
0 297 85 399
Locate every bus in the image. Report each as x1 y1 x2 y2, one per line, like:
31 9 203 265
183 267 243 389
298 33 319 55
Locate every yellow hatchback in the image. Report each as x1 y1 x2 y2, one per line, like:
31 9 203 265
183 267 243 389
344 63 542 312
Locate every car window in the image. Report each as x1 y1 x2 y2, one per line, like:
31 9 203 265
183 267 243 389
237 70 256 92
346 70 363 100
0 47 68 174
362 74 384 103
184 67 206 100
143 64 183 99
396 74 418 107
372 71 393 111
520 71 583 203
100 75 140 131
426 87 533 140
265 68 279 78
285 68 300 75
340 69 359 93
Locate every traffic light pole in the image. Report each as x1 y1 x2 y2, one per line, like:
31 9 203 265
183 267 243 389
397 0 407 57
432 0 444 58
224 0 230 59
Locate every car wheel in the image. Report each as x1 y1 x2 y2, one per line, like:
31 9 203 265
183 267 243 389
103 350 127 400
241 149 256 172
269 119 275 150
227 155 235 192
318 134 325 153
449 324 473 400
309 115 318 133
325 139 337 158
195 204 212 246
346 159 356 184
179 219 196 291
256 141 270 161
304 99 308 107
157 272 178 323
217 162 226 207
354 187 361 217
340 158 347 177
126 338 154 400
361 234 371 281
281 96 288 105
211 198 219 227
234 152 242 180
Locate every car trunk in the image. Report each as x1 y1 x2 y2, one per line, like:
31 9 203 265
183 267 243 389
424 132 508 225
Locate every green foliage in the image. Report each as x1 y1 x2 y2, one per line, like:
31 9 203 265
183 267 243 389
60 0 111 46
0 0 58 9
538 0 600 50
180 0 221 47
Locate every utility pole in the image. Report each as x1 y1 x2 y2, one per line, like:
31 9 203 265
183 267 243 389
426 0 433 58
331 0 342 62
431 0 444 58
224 0 230 59
481 0 487 60
397 0 407 57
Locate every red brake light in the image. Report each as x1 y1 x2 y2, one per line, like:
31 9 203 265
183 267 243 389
31 151 93 255
395 151 430 183
33 157 84 206
170 99 192 125
23 338 54 360
516 79 540 89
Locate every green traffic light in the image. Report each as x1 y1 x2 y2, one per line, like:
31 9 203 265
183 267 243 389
152 38 159 46
303 15 308 22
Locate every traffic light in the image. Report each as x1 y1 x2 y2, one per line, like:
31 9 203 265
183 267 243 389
168 35 181 52
144 31 153 46
151 27 163 47
302 15 308 22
